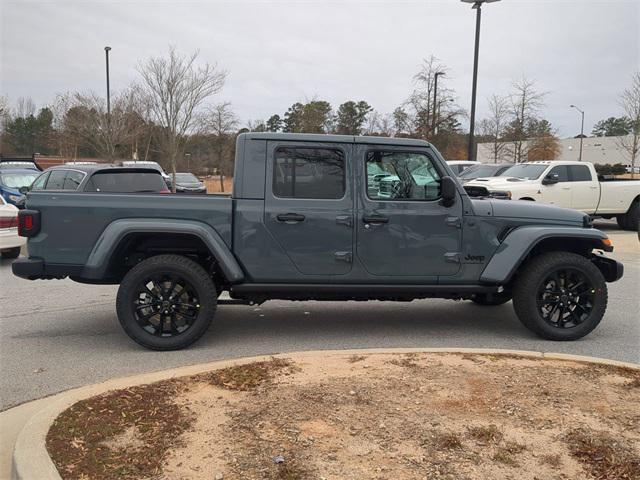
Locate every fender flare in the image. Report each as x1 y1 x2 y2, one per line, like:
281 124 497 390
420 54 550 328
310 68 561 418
480 226 609 284
81 218 244 283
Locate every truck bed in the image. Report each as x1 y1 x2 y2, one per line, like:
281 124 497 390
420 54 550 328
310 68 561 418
25 192 233 266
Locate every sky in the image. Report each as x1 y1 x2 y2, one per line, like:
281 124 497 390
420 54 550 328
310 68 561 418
1 0 638 138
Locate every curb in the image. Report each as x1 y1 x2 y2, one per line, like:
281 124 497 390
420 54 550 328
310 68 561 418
8 348 640 480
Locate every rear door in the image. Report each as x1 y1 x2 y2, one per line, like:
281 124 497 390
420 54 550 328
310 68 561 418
568 164 599 212
264 142 353 276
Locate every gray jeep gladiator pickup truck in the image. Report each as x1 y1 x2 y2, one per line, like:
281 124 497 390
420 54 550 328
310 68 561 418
13 133 623 350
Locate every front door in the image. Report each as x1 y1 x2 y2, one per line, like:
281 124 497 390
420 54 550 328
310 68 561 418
356 146 462 278
264 142 353 276
541 165 572 206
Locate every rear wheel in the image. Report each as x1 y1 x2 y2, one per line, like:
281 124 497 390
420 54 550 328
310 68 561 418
621 200 640 231
1 247 21 259
116 254 217 350
471 292 512 306
513 252 607 340
616 215 630 230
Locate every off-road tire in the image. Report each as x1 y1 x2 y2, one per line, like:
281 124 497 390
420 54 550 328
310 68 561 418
513 252 607 341
616 215 630 230
116 254 217 350
1 247 21 259
620 200 640 232
471 292 512 306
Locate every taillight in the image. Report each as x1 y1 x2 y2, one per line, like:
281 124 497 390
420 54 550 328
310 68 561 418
0 216 18 229
18 210 40 237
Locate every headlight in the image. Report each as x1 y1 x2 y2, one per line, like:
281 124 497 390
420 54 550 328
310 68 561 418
490 190 512 200
8 194 22 202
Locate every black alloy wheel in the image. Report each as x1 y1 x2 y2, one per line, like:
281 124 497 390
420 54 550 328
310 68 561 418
536 268 595 329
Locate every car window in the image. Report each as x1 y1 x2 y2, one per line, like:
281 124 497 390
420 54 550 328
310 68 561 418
31 172 50 191
273 147 345 199
500 164 548 180
175 173 199 182
84 171 168 193
62 171 85 190
45 170 68 190
367 151 441 201
0 172 39 188
568 165 592 182
548 165 569 182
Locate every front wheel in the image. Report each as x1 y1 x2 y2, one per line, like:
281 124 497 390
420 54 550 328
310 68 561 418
116 254 217 350
513 252 607 341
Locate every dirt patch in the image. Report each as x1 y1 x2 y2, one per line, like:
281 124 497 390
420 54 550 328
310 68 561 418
47 352 640 480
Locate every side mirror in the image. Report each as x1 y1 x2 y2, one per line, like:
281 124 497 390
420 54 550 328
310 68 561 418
441 176 457 207
542 173 559 185
18 186 30 194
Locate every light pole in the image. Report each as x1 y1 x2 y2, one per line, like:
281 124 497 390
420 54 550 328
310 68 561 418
185 152 192 171
570 104 585 162
433 71 445 136
104 47 111 119
462 0 501 161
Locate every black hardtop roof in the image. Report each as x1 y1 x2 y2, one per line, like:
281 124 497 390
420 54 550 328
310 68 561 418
239 132 431 147
45 164 163 174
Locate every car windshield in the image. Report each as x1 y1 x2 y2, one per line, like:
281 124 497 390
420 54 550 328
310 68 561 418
0 172 40 188
459 164 502 179
175 173 199 183
499 164 548 180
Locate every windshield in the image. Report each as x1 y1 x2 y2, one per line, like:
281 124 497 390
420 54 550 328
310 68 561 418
0 172 39 188
499 164 548 180
459 164 503 179
175 173 199 182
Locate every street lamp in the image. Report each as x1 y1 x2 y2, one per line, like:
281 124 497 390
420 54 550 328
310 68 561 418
185 152 192 171
432 71 445 135
104 47 111 119
462 0 501 161
570 104 585 162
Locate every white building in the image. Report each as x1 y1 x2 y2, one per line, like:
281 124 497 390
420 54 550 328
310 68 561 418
477 135 636 166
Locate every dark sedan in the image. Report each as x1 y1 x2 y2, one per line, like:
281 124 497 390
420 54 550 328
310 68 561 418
174 173 207 194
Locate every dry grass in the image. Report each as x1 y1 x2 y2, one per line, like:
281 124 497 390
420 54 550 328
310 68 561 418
347 354 367 363
467 424 504 444
200 357 294 391
202 176 233 193
46 379 192 480
565 429 640 480
431 432 463 450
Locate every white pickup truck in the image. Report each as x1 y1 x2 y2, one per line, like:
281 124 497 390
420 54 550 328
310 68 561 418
464 161 640 230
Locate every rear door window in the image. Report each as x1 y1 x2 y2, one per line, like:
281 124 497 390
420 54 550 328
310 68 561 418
30 172 50 191
63 171 85 190
85 172 167 193
45 170 68 190
568 165 592 182
273 147 345 199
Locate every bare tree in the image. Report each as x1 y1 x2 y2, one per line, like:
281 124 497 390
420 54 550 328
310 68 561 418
506 77 546 163
137 46 226 190
617 72 640 178
15 97 36 118
61 89 141 160
201 102 238 191
478 94 510 163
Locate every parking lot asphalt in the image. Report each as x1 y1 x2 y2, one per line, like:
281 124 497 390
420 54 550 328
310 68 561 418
0 220 638 411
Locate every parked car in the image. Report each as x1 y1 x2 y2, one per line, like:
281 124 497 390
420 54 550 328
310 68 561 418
119 161 171 186
13 133 623 350
464 161 640 230
22 165 171 195
174 173 207 194
446 160 478 176
0 196 25 259
0 169 41 206
458 163 514 183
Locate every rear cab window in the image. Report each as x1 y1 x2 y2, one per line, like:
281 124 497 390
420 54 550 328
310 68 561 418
568 165 592 182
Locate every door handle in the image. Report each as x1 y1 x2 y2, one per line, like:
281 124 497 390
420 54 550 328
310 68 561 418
362 215 389 224
277 213 305 223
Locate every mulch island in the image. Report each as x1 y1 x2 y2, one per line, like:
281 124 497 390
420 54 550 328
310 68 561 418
47 352 640 480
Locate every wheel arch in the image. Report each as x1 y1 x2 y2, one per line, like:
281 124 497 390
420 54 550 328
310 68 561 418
480 226 611 285
81 218 244 284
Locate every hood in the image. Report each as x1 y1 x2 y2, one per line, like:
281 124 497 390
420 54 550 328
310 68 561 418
474 198 587 225
465 177 535 189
